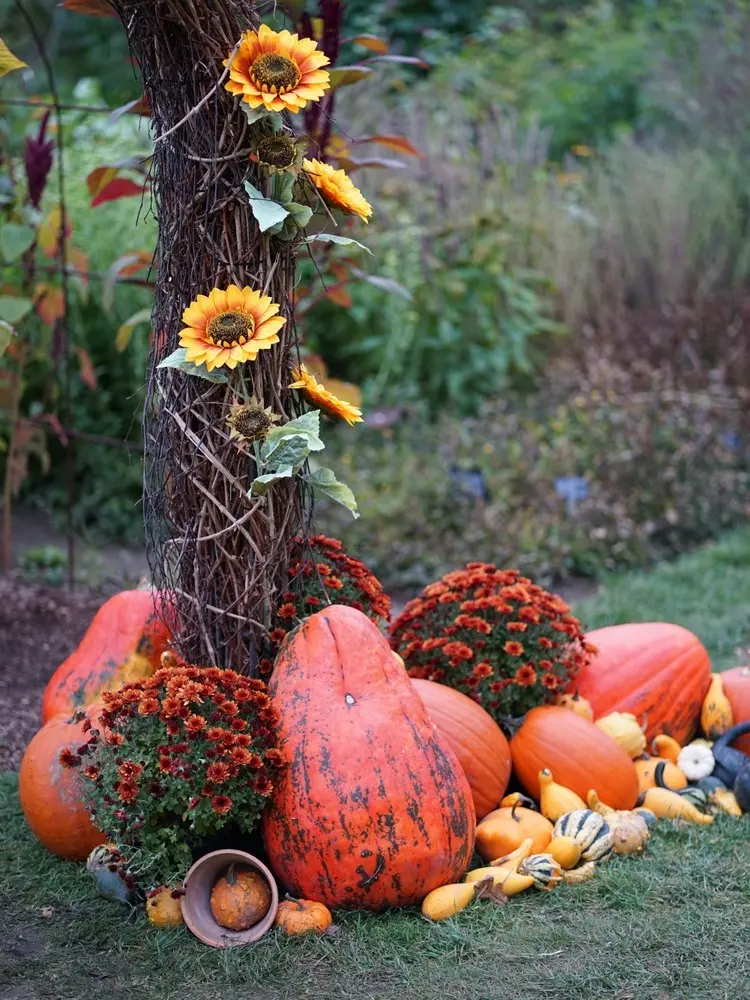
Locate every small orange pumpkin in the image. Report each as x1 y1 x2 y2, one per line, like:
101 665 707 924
635 756 687 793
721 666 750 754
275 898 333 936
475 801 553 863
210 866 272 932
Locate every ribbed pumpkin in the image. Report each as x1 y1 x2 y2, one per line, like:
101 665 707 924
19 710 105 860
42 590 173 723
570 623 710 745
721 667 750 754
510 706 639 810
262 606 476 911
411 678 512 819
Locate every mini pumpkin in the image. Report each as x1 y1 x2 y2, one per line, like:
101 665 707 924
210 866 272 932
635 757 687 793
475 802 553 862
146 886 184 929
595 712 646 759
553 809 613 862
651 734 681 764
677 742 715 781
275 897 333 935
546 836 583 870
607 812 650 855
517 853 563 891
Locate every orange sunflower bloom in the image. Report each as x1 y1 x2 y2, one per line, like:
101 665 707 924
302 158 373 222
224 24 330 113
179 285 285 372
289 364 363 425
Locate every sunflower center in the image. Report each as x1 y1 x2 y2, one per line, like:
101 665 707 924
206 311 254 349
256 135 297 169
230 406 273 441
250 53 301 93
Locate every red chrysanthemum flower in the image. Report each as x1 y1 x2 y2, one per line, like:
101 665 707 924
277 602 297 619
504 641 525 656
118 761 143 780
206 762 231 784
82 764 100 781
138 697 160 716
506 621 528 633
514 664 537 687
116 780 139 804
211 794 233 815
206 727 225 742
185 714 207 733
541 671 560 690
58 748 79 769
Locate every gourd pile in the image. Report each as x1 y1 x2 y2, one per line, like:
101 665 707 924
17 590 750 937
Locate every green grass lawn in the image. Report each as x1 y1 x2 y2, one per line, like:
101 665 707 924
2 530 750 1000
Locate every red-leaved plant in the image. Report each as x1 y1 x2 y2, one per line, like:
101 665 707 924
61 657 282 884
390 563 596 722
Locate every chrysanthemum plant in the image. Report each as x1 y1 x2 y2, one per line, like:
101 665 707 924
63 656 283 885
391 564 596 724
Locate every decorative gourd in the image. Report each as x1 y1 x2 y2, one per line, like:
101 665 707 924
639 787 713 824
421 878 498 920
721 667 750 754
553 810 613 862
547 836 583 869
500 792 531 809
733 759 750 813
474 803 553 863
510 705 639 810
677 742 715 781
571 623 711 744
712 787 742 816
700 674 733 739
675 786 709 811
651 734 681 763
586 789 614 815
487 837 535 868
710 721 750 786
607 812 650 855
275 898 333 935
635 757 687 793
465 838 533 886
595 712 646 759
562 861 596 885
538 768 587 821
41 590 173 723
262 606 475 910
146 886 184 929
517 853 563 890
411 678 512 819
556 692 594 721
19 710 105 860
209 866 272 931
495 871 536 897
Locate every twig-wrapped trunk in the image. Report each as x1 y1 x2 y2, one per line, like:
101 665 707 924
113 0 306 671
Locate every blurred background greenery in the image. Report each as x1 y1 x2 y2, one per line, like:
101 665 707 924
1 0 748 587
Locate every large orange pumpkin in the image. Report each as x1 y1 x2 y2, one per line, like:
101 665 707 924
721 666 750 754
19 710 105 860
510 705 640 810
570 623 711 745
41 590 173 724
411 678 511 820
262 605 476 911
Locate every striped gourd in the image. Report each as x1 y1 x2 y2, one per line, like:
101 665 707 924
517 853 563 891
553 809 613 862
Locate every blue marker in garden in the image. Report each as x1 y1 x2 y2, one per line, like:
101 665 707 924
555 475 589 515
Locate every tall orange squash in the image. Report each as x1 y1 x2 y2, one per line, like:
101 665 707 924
41 590 173 723
721 666 750 754
262 606 476 910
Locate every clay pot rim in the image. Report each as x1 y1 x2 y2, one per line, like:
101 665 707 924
181 849 279 948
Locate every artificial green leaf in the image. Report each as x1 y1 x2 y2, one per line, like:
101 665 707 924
305 466 359 518
115 306 151 352
287 203 313 229
0 320 14 357
261 434 312 473
271 172 295 206
241 105 283 130
250 467 294 496
156 347 229 383
0 37 28 77
261 411 324 460
302 233 372 255
0 223 35 262
243 181 289 233
0 296 32 324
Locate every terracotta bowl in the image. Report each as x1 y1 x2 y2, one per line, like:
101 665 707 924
181 849 279 948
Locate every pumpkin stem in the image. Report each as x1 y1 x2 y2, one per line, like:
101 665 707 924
226 863 236 886
510 795 535 821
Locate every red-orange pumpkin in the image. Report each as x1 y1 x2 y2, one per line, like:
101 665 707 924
19 710 105 860
262 605 476 911
41 590 173 724
570 623 711 745
411 678 511 819
721 666 750 754
510 705 640 810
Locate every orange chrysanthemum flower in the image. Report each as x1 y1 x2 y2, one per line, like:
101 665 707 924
211 794 233 815
206 762 231 784
224 25 330 113
289 364 363 425
504 641 525 656
179 285 285 372
302 158 373 223
514 664 537 687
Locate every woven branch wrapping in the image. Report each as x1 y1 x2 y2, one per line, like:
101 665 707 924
112 0 309 671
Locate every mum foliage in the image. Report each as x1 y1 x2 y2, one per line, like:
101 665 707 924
63 660 282 884
390 563 594 721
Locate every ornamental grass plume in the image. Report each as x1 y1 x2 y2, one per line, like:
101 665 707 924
390 563 596 722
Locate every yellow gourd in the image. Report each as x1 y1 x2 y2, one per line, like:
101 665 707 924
586 789 615 815
651 734 681 763
635 757 687 793
487 837 534 867
710 788 742 817
595 712 646 759
146 886 184 929
640 787 713 824
562 861 596 885
538 768 586 821
465 838 533 888
700 674 733 739
496 871 536 897
421 882 478 921
546 836 583 870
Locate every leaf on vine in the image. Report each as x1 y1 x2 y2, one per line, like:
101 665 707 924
351 268 412 300
241 105 283 131
86 166 119 198
328 66 374 90
345 157 407 171
67 247 89 297
304 467 359 517
156 347 228 383
286 203 313 229
0 37 28 77
37 204 70 259
261 411 324 455
33 284 65 326
75 346 97 389
325 285 352 308
350 35 389 55
115 307 151 352
259 434 312 474
0 321 14 358
91 177 146 208
61 0 116 16
368 54 429 69
0 223 36 262
302 233 373 255
243 181 289 233
250 467 295 496
109 95 150 121
0 296 32 325
353 135 423 158
103 250 152 310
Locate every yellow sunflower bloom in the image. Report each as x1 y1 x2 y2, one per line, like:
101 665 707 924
302 158 373 223
179 285 285 372
224 24 330 114
289 365 363 426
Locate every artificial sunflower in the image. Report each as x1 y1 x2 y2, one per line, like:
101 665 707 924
179 285 285 372
288 364 363 426
226 395 280 449
302 158 373 223
224 24 330 113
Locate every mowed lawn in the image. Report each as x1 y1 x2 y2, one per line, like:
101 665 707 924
2 530 750 1000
